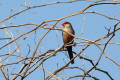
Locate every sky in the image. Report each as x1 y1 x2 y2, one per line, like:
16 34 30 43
0 0 120 80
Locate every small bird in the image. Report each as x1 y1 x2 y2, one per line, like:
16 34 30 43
61 22 75 64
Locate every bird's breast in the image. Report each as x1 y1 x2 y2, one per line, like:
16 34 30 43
62 29 74 44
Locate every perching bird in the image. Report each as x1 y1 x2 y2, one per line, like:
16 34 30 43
61 22 75 64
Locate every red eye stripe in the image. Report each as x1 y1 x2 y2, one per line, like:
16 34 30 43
61 22 70 26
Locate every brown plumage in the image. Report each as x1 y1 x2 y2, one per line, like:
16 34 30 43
62 22 75 64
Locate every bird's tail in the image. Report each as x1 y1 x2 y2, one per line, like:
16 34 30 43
67 46 74 64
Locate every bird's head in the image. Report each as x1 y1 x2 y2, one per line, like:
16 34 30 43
61 22 71 28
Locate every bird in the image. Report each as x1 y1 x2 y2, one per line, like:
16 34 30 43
61 22 75 64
